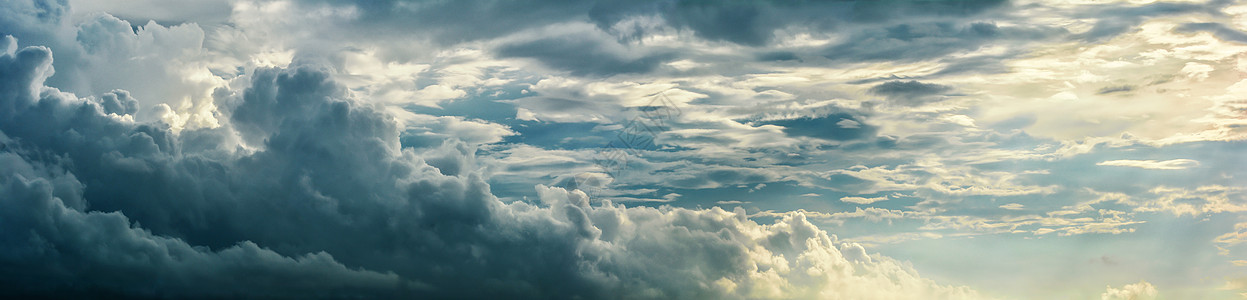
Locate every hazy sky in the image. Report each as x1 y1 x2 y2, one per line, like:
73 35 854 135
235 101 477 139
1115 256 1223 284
2 0 1246 299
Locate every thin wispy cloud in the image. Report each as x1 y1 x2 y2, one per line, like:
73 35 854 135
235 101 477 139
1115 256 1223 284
1097 159 1201 170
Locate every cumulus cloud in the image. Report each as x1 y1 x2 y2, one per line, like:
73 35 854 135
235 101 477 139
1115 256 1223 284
0 38 406 299
1101 280 1158 300
1096 159 1200 170
11 0 1247 297
0 38 988 299
2 0 228 132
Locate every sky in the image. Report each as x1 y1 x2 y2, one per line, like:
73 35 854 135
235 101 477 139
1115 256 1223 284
1 0 1245 299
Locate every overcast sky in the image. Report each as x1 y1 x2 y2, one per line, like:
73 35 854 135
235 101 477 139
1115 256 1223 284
2 0 1246 299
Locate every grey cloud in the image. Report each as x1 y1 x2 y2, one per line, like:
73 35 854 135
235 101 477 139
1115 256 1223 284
758 113 878 141
1096 85 1135 95
825 22 1002 62
1176 22 1247 43
660 2 777 46
923 52 1018 77
755 51 800 62
0 41 406 299
661 165 785 190
306 0 1007 46
0 0 65 29
818 21 1065 77
69 0 233 26
868 80 953 106
314 0 595 44
1072 1 1219 41
0 38 982 299
620 0 1008 46
496 33 676 76
96 89 138 115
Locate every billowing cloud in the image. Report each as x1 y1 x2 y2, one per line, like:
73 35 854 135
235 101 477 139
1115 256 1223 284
1101 280 1158 300
0 38 989 299
9 0 1247 298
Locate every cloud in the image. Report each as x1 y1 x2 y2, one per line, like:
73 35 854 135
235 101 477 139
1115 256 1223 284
1096 159 1200 170
868 80 954 106
300 0 1007 47
69 0 233 25
495 25 676 76
655 0 1007 46
0 38 407 299
1072 1 1211 42
1214 222 1247 256
1101 280 1158 300
10 0 1247 297
757 113 877 141
4 1 233 133
823 22 1010 63
826 159 1058 196
840 195 889 204
1095 85 1136 95
1132 186 1247 217
0 38 988 299
999 203 1024 210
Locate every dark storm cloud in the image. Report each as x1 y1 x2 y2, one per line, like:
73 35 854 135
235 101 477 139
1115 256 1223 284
0 36 969 299
868 80 953 106
0 38 407 299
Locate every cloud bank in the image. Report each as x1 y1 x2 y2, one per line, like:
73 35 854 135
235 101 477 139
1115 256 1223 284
6 0 1247 298
0 36 984 299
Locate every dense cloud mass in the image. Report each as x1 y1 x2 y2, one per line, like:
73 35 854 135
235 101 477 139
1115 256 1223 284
0 37 983 299
6 0 1247 298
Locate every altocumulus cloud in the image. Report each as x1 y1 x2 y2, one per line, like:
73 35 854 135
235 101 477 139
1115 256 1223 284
0 37 986 299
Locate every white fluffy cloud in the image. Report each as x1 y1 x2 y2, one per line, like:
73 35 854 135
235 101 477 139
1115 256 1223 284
1101 280 1158 300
